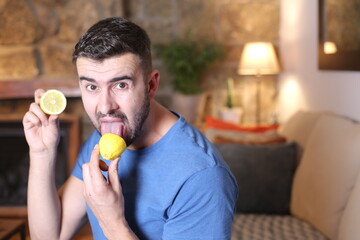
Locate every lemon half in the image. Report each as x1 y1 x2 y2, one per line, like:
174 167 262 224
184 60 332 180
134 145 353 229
99 133 127 160
40 89 67 115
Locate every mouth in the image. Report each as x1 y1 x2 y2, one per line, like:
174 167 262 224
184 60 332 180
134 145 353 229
100 118 126 137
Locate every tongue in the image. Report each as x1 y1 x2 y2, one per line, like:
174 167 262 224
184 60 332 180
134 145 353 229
101 122 124 136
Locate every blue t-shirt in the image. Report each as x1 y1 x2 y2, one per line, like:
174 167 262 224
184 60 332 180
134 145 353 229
72 115 238 239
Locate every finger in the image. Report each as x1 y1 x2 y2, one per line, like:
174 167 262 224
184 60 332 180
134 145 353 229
108 157 121 191
23 111 42 129
89 145 107 187
29 102 49 126
82 162 93 198
48 114 60 128
34 89 45 104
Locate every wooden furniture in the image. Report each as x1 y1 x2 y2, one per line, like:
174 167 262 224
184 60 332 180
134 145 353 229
0 219 26 240
0 79 80 99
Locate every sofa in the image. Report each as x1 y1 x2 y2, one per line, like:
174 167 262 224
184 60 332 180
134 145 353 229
206 110 360 240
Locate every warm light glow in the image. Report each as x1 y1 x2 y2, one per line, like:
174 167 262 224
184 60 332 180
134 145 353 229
238 42 281 76
277 74 307 123
324 41 337 54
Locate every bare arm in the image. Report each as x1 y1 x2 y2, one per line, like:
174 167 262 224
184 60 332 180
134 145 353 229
24 89 86 239
27 150 61 239
59 176 88 240
27 163 87 240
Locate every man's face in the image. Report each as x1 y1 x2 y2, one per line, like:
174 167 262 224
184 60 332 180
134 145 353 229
76 53 150 146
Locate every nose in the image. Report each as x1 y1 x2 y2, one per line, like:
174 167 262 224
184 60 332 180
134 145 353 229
98 90 119 114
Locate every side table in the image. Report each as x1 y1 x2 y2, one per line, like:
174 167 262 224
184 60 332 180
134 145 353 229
0 218 26 240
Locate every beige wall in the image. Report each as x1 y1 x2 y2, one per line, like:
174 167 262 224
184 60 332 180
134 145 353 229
278 0 360 123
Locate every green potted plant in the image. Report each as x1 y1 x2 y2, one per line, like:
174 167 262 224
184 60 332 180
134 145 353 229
226 77 235 109
155 38 224 95
155 38 224 125
219 78 243 124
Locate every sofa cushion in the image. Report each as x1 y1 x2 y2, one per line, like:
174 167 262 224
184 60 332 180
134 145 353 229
337 170 360 240
290 114 360 239
215 142 297 214
278 110 324 150
232 214 329 240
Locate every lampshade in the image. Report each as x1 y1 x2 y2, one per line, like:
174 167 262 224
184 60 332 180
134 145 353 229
238 42 280 75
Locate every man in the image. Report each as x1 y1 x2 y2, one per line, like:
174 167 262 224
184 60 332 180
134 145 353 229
23 17 237 240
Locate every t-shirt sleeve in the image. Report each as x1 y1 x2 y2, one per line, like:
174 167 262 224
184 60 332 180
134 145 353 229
162 166 238 240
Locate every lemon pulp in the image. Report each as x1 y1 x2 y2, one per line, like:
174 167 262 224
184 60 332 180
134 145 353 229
99 133 126 160
40 89 67 115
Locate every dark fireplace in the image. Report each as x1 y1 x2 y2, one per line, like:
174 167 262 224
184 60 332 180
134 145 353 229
0 112 81 217
0 76 82 217
0 119 70 206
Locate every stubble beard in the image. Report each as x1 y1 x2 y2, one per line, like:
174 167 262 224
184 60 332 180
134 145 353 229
92 93 150 146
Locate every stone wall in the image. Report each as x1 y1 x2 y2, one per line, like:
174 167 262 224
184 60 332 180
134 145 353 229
0 0 124 80
0 0 280 127
130 0 280 124
0 0 125 140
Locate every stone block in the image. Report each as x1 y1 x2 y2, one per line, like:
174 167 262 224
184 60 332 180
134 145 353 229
177 0 218 41
217 1 279 44
223 45 243 63
139 20 175 44
0 0 41 44
57 0 100 43
0 47 39 80
101 0 124 17
201 62 237 90
32 2 60 37
128 0 141 18
144 0 173 18
39 42 77 78
32 0 58 4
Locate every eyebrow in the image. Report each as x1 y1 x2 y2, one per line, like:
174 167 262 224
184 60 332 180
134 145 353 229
79 76 95 82
79 75 133 83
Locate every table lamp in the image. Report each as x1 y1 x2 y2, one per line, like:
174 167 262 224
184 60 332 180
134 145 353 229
238 42 280 124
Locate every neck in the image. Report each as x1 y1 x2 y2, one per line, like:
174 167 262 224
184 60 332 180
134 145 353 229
128 100 178 150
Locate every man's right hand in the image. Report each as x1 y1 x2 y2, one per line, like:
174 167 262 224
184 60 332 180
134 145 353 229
23 89 61 154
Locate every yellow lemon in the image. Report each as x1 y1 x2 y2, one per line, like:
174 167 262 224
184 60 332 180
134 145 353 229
40 89 67 115
99 133 126 160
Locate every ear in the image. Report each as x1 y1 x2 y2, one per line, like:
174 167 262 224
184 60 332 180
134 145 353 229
147 70 160 99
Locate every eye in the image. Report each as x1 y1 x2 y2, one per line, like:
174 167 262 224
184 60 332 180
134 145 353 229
86 84 97 91
115 82 128 89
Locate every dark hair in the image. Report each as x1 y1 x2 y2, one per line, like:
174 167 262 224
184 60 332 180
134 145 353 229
72 17 152 75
